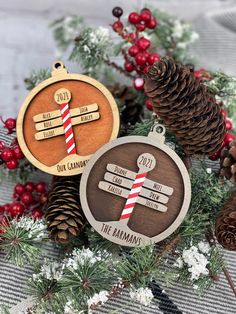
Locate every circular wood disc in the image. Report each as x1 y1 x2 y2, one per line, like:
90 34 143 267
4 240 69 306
80 132 191 247
17 61 120 176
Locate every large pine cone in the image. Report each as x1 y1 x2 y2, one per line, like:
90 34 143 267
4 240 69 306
144 56 226 156
220 140 236 183
108 84 143 126
215 192 236 250
45 176 86 243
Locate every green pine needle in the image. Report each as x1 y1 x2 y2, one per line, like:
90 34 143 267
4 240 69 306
0 217 47 266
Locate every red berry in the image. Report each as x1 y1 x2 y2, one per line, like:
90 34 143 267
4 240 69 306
128 45 139 57
224 132 235 146
3 204 11 213
0 141 5 151
31 208 43 219
21 192 33 205
1 148 14 161
140 10 152 22
13 146 24 160
13 192 20 201
220 109 227 119
25 182 35 192
6 159 18 170
124 61 135 72
146 16 157 29
112 21 123 32
10 202 25 217
133 78 144 90
128 12 140 24
35 182 46 193
136 23 146 32
143 51 150 59
137 37 151 51
225 119 233 131
4 118 16 133
127 32 137 42
14 183 25 195
39 192 48 204
146 99 153 111
143 65 151 73
135 53 148 66
0 206 4 214
209 150 221 161
148 53 160 65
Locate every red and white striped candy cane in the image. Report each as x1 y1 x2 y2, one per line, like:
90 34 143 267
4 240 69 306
54 88 76 155
60 102 76 154
119 153 156 222
120 171 147 220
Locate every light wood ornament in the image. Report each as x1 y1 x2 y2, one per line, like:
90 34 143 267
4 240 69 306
80 124 191 247
17 61 120 176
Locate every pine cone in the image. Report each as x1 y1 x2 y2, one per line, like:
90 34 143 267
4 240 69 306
108 84 143 126
144 56 226 156
220 140 236 183
215 192 236 250
45 176 86 243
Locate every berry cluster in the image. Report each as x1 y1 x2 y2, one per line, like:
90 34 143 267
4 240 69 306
112 7 159 91
0 117 25 170
0 181 48 232
209 107 235 160
0 138 24 170
0 117 16 134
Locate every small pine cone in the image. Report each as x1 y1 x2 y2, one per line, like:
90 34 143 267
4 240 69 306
220 140 236 183
144 56 226 156
45 175 86 243
215 192 236 250
108 83 143 125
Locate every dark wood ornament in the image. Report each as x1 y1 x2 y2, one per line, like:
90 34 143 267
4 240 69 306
80 124 191 247
17 61 120 176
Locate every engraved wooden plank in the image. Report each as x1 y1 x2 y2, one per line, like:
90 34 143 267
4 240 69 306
98 181 168 212
35 112 100 140
106 164 173 196
104 172 169 204
33 103 98 123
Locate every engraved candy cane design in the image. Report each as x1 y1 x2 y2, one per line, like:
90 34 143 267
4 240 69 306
54 88 76 155
120 171 147 220
119 153 156 222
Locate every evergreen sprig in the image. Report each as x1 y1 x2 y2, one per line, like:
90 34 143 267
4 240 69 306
70 26 113 77
175 245 224 296
0 217 47 266
116 245 157 287
189 167 228 218
204 71 236 123
50 16 85 52
149 8 199 63
24 69 50 91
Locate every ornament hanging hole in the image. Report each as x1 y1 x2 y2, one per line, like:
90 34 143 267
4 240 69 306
153 124 166 135
53 61 64 70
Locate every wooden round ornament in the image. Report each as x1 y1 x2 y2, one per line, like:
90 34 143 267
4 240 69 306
17 61 120 176
80 124 191 247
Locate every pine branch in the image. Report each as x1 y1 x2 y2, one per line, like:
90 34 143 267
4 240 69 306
207 231 236 298
0 217 47 266
24 69 50 91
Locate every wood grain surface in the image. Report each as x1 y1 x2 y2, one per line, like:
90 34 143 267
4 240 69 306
23 80 115 166
86 142 185 237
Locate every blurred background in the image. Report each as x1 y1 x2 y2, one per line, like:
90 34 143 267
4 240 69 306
1 0 236 116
